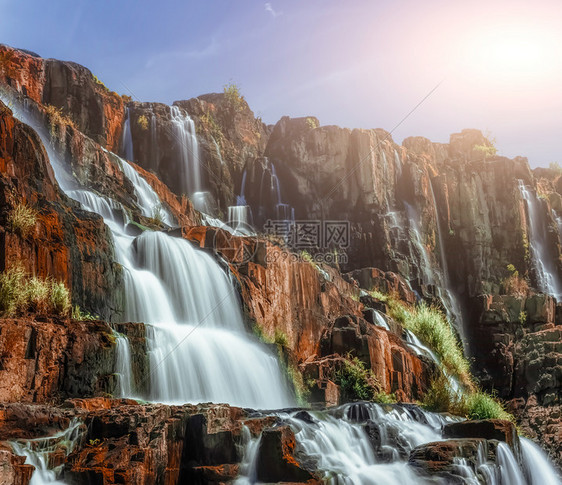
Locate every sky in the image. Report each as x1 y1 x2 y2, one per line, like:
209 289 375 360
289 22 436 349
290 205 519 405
1 0 562 167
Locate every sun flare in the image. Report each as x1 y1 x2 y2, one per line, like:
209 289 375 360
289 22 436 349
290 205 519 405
462 23 560 82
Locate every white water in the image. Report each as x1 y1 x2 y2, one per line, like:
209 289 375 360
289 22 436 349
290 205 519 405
518 180 562 298
10 420 83 485
238 403 562 485
227 205 255 235
404 200 464 341
114 333 135 398
521 437 561 485
121 107 134 161
5 93 293 410
170 105 201 196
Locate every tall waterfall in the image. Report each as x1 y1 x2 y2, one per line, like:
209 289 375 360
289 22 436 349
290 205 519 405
169 105 204 199
4 94 293 409
121 107 134 162
518 180 562 298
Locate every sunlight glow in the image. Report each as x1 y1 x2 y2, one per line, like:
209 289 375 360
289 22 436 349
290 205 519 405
462 24 560 83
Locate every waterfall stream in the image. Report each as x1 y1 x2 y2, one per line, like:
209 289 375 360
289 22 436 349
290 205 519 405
4 94 293 411
518 180 562 298
236 403 561 485
3 91 562 485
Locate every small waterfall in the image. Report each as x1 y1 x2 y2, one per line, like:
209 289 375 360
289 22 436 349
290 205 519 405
394 149 402 182
404 199 464 339
121 107 134 161
170 105 201 196
5 93 294 410
10 420 83 485
114 333 135 398
519 180 562 298
237 403 562 485
119 155 175 226
227 205 254 235
520 437 561 485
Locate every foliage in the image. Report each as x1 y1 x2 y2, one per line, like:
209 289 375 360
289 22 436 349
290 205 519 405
72 305 98 321
199 110 223 144
335 356 379 402
121 94 132 104
223 82 245 112
422 376 514 421
305 117 319 129
7 203 38 237
92 75 109 92
0 265 71 317
460 391 513 421
549 161 562 174
374 391 397 404
375 292 470 386
49 281 71 316
137 114 149 131
474 133 497 160
518 311 527 325
44 104 76 138
501 264 529 297
150 204 164 226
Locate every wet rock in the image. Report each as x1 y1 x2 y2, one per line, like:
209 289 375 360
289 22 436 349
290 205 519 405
443 419 519 451
255 426 319 483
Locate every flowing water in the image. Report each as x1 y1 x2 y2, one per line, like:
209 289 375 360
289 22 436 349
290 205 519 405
169 105 201 196
518 180 562 298
236 403 562 485
3 90 562 485
10 420 83 485
4 93 293 410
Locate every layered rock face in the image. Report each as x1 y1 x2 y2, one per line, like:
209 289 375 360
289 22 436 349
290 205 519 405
0 44 561 483
0 45 125 151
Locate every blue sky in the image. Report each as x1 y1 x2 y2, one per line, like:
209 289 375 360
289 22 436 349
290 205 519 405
2 0 562 167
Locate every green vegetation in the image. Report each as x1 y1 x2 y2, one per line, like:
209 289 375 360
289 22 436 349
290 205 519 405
381 296 471 385
223 82 245 112
92 75 109 92
335 356 379 402
0 266 71 317
72 305 99 321
137 114 149 131
501 264 529 297
305 117 319 129
44 104 76 138
422 375 512 420
519 311 527 325
7 203 38 237
199 110 223 144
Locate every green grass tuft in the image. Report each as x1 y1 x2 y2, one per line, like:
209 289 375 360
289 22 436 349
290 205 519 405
7 203 38 237
0 266 71 317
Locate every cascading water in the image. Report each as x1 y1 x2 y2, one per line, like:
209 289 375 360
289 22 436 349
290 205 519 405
518 180 562 298
169 105 201 197
4 93 294 410
121 107 134 162
404 199 465 340
10 420 83 485
236 403 562 485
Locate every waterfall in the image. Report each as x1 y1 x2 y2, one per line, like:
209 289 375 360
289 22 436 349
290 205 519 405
169 105 201 196
404 198 465 340
121 107 134 162
114 333 135 398
5 93 293 409
518 180 562 298
237 403 562 485
10 420 83 485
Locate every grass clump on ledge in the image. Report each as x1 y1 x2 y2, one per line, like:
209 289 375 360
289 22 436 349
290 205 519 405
7 203 38 237
422 375 513 421
373 290 471 386
335 356 379 402
0 265 71 317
